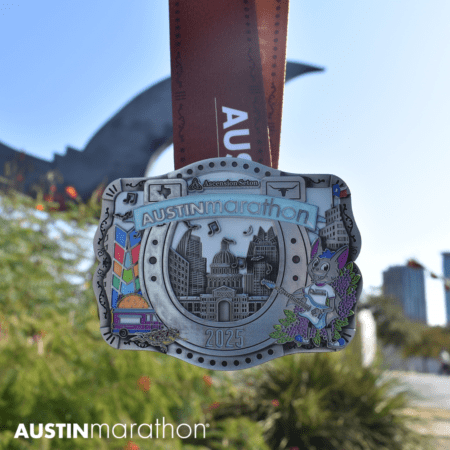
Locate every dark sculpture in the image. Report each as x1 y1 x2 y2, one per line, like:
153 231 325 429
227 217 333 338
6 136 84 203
0 62 323 201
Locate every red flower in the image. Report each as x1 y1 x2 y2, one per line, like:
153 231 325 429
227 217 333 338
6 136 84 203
137 376 151 393
65 186 78 199
203 375 213 387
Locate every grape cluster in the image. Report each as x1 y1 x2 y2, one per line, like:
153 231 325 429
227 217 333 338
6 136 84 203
332 267 358 319
332 270 352 298
282 316 309 339
338 292 357 318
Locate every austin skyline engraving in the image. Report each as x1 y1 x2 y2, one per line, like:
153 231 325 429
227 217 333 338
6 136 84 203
168 225 279 322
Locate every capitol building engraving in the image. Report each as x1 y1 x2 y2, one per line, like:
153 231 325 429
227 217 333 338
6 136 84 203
168 227 279 322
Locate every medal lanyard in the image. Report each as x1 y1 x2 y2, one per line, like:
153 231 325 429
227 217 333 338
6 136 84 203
169 0 289 170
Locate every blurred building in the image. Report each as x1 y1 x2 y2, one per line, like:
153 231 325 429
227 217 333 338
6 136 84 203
443 253 450 325
382 265 427 323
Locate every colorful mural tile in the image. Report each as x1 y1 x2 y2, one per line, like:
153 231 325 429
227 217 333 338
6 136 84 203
114 244 125 264
124 252 132 269
121 281 135 295
123 268 133 283
129 229 141 247
132 244 141 264
115 226 127 247
112 275 121 290
111 226 142 309
113 261 122 276
111 289 119 308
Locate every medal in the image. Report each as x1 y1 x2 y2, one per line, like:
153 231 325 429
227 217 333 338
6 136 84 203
94 0 362 370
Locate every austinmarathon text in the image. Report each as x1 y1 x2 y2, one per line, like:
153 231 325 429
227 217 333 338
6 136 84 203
133 193 318 231
14 419 209 440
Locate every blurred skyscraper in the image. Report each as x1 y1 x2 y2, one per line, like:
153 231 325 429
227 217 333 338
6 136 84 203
443 253 450 325
383 265 427 323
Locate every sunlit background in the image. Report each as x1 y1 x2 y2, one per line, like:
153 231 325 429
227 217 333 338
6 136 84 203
1 1 449 324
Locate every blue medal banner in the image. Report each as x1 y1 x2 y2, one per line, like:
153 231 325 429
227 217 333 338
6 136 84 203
133 193 319 232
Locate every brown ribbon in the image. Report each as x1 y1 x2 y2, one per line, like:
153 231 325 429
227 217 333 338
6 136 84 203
169 0 289 170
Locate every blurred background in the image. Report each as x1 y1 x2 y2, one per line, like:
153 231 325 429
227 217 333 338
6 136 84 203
1 1 450 449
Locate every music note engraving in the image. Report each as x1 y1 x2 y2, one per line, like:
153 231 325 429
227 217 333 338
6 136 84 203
207 220 221 236
123 192 137 205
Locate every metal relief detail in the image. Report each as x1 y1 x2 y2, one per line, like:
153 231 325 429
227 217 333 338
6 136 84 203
94 158 362 370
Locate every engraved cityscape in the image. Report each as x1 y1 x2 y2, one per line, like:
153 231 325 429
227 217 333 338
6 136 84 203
168 226 279 322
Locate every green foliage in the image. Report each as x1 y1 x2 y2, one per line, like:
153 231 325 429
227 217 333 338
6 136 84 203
363 294 425 352
211 348 429 450
404 326 450 359
0 193 226 450
0 192 431 450
279 310 296 328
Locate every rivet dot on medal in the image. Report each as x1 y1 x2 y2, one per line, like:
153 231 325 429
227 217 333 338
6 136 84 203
268 349 274 355
291 238 296 244
209 162 214 168
292 256 300 264
234 360 240 366
220 161 226 167
293 275 299 281
187 353 193 359
210 360 216 366
176 348 182 354
245 357 251 364
152 239 158 245
198 165 203 170
232 161 238 167
221 361 228 367
265 171 271 176
198 357 204 363
176 173 182 178
257 353 263 360
254 167 260 173
149 257 157 264
187 169 193 175
151 276 157 282
243 163 249 169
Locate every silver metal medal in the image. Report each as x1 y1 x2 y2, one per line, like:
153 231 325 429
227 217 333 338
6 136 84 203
93 157 362 370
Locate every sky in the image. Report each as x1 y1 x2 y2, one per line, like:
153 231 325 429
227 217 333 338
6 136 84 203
1 1 450 325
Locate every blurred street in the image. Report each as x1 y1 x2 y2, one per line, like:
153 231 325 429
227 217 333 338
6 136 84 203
389 371 450 449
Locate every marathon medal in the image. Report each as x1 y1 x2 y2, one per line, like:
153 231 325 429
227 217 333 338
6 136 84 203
93 0 363 370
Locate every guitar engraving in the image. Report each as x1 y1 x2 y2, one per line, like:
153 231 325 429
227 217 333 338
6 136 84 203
261 279 330 328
